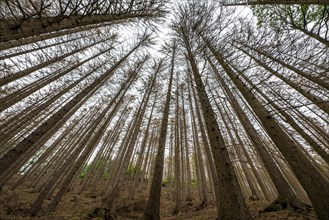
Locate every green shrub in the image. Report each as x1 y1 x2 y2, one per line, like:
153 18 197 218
80 164 91 178
162 176 172 187
192 178 197 187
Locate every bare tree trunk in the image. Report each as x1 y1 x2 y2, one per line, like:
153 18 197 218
0 23 109 50
179 117 186 202
0 42 114 112
0 35 113 87
0 32 93 61
29 71 136 216
263 82 329 165
189 82 218 208
173 74 181 214
143 44 176 220
0 59 107 141
236 46 329 115
0 36 148 177
207 55 311 209
206 39 329 219
233 40 329 89
129 92 158 199
180 26 252 219
181 89 193 201
0 2 164 44
103 61 162 212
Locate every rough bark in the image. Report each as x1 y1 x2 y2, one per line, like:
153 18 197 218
143 44 175 220
0 37 147 176
173 76 181 214
206 40 329 219
181 91 193 201
181 27 252 219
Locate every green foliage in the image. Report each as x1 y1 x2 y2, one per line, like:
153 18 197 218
192 178 198 188
80 164 91 178
252 4 328 31
102 171 110 179
126 165 139 176
162 176 172 187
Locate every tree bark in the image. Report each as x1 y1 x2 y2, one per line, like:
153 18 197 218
0 36 147 177
206 39 329 219
143 44 175 220
180 26 252 219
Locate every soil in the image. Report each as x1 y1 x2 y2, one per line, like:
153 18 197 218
0 176 317 220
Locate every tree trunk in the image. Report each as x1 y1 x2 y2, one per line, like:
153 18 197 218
173 75 181 214
181 90 193 201
0 12 161 44
0 35 112 87
206 39 329 219
29 72 135 216
0 37 148 177
143 44 175 220
181 27 252 219
189 81 219 208
234 40 329 89
129 92 158 199
236 45 329 115
0 44 113 112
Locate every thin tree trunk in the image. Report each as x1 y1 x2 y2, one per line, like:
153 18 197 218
103 61 161 212
189 81 219 208
143 44 176 220
207 55 311 209
0 32 93 61
233 40 329 89
206 39 329 219
236 45 329 115
0 36 148 177
0 44 113 112
0 35 112 87
181 90 193 201
173 71 181 214
0 12 160 44
29 72 135 216
129 92 158 199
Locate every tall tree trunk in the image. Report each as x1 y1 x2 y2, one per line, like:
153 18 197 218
236 45 329 115
0 23 108 50
29 71 136 216
0 43 114 112
173 75 181 214
0 58 107 140
205 37 329 219
189 81 218 208
207 54 311 209
143 43 176 220
181 27 252 219
262 82 329 164
103 61 162 212
0 37 148 177
0 11 162 44
233 40 329 89
0 35 112 87
181 89 193 201
0 32 93 61
129 91 158 199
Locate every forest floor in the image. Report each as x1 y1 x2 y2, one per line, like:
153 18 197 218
0 176 318 220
